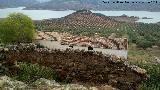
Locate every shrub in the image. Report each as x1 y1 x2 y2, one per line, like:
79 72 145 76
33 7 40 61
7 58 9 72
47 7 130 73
13 62 60 83
0 13 36 44
137 63 160 90
137 39 153 49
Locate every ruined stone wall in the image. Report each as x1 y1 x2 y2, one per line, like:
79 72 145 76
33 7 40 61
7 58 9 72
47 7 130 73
1 44 146 90
0 48 19 75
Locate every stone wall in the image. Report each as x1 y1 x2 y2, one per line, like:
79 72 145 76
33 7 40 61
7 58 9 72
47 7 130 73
0 47 19 75
0 44 146 90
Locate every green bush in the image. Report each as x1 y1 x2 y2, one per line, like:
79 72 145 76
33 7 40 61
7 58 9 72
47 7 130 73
137 39 153 49
0 13 36 44
137 63 160 90
13 62 60 83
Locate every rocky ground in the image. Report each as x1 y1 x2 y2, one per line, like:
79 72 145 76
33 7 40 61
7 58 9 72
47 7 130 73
0 76 118 90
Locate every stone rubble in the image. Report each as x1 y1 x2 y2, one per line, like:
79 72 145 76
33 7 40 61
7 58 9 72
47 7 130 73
124 61 147 75
0 76 118 90
0 76 27 90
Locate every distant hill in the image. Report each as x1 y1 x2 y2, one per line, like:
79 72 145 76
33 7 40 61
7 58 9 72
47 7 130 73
25 0 100 10
36 9 122 30
157 22 160 25
25 0 160 11
0 0 38 8
35 9 135 36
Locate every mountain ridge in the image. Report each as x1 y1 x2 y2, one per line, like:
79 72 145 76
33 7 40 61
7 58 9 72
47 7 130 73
0 0 38 8
24 0 160 11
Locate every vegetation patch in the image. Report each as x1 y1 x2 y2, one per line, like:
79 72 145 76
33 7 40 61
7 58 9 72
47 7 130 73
128 44 160 90
12 62 60 83
137 63 160 90
0 13 36 44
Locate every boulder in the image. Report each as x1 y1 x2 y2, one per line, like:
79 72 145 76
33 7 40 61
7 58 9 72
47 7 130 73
154 56 160 64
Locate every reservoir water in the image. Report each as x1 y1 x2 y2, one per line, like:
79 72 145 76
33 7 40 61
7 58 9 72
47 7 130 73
0 7 160 23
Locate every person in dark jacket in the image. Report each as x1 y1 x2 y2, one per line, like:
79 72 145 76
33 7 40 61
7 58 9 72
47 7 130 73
69 45 73 48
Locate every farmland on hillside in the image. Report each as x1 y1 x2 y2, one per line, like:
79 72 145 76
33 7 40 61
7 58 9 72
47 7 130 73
35 10 160 49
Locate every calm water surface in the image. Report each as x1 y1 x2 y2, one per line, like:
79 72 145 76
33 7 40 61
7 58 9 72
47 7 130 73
0 7 74 20
0 7 160 23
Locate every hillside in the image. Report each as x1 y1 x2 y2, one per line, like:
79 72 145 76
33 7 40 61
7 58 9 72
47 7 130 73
35 10 160 48
35 10 135 36
35 10 130 30
44 10 120 28
25 0 160 11
0 0 38 8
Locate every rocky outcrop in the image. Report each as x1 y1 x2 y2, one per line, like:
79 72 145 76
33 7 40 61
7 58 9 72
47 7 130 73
0 44 147 90
0 76 27 90
0 76 118 90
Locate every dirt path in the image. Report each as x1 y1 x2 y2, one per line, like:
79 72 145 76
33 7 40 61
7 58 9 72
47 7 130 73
38 40 128 59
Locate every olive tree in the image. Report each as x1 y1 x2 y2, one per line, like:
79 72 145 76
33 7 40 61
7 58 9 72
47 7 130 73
0 13 36 44
136 37 152 49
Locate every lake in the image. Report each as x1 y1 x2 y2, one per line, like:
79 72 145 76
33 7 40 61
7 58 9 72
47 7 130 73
0 7 160 23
